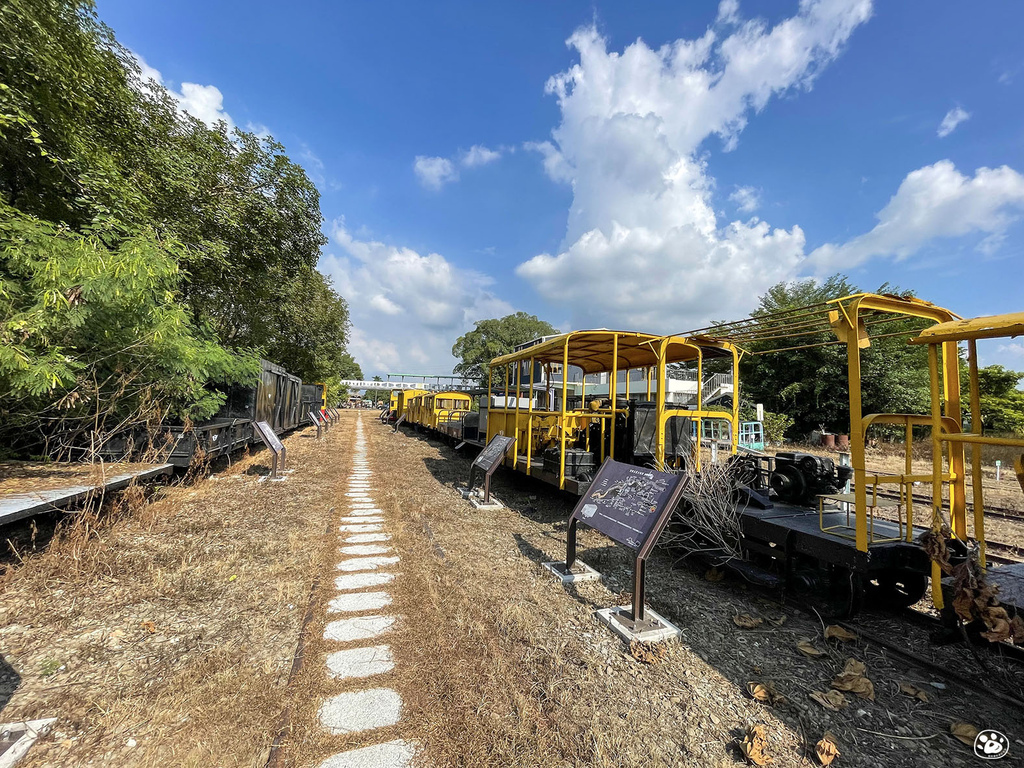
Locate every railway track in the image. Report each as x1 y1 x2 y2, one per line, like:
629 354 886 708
863 486 1024 520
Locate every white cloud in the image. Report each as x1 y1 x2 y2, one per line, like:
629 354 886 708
413 155 458 189
717 0 741 26
462 145 502 167
176 82 233 129
414 145 506 188
319 219 513 375
518 1 872 332
810 160 1024 270
129 51 234 130
729 185 761 213
997 342 1024 361
937 106 970 138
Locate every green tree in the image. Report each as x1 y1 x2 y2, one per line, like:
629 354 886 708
740 276 930 439
452 312 558 385
0 206 258 457
971 365 1024 435
0 0 355 455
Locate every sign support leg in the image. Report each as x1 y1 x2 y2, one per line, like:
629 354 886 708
632 557 646 623
566 518 578 570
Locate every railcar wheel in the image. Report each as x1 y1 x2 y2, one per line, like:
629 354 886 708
869 569 928 610
823 568 865 619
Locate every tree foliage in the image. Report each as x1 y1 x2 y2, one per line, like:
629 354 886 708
970 365 1024 435
740 276 931 439
452 312 558 384
0 0 353 456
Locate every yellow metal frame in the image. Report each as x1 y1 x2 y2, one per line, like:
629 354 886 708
909 312 1024 574
486 330 740 490
688 293 962 556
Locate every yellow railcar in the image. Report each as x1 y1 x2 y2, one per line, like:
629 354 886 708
486 329 738 494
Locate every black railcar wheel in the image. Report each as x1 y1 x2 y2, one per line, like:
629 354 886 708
868 568 928 610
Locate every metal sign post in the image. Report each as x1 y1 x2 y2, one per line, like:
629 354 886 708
309 410 324 439
253 420 287 479
467 435 515 504
564 458 687 628
392 414 406 433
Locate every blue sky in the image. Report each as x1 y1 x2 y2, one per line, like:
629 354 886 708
98 0 1024 376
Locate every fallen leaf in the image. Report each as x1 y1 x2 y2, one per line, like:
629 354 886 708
740 724 772 765
139 621 156 634
797 640 825 658
767 615 787 626
950 722 979 746
705 567 725 582
746 681 782 705
809 690 848 711
831 658 875 701
898 682 930 703
734 614 764 629
629 639 667 665
824 625 858 642
815 732 840 766
228 574 238 582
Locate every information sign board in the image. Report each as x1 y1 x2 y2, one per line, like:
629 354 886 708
572 462 679 550
468 434 515 503
565 458 686 625
253 420 287 478
309 410 325 438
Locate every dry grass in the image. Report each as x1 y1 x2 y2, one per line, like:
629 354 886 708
0 425 345 767
275 415 1023 768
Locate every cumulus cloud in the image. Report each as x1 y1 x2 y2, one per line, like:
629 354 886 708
810 160 1024 270
413 156 458 189
462 144 502 167
937 106 970 138
729 185 761 213
413 145 505 188
319 220 513 375
518 1 873 332
129 51 234 130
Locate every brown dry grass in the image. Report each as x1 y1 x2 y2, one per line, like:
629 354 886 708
277 415 1022 768
0 424 346 767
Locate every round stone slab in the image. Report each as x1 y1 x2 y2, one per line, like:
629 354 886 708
340 544 391 556
319 688 402 734
327 591 392 613
339 516 384 525
336 555 399 572
345 509 383 517
326 645 394 679
334 571 395 591
324 615 397 643
317 740 417 768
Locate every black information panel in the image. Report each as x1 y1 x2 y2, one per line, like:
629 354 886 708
565 458 687 626
473 435 515 474
468 434 515 503
253 420 286 477
570 461 681 550
254 421 284 454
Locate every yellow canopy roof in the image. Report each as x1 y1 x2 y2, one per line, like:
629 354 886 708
910 312 1024 344
489 330 733 374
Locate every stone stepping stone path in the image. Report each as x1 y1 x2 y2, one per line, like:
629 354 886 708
316 414 417 767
